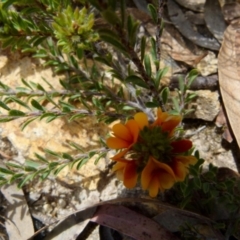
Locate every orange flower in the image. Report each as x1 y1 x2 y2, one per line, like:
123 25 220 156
141 157 176 197
106 108 198 197
153 108 182 135
171 155 197 181
140 139 197 197
112 159 138 188
106 112 148 160
170 139 197 181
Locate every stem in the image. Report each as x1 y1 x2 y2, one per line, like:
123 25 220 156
155 0 165 72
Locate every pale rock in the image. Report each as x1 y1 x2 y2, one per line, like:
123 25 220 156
196 51 218 76
0 53 109 191
43 203 53 214
189 125 238 172
100 178 119 201
0 55 8 69
57 199 67 208
28 191 41 202
187 90 220 121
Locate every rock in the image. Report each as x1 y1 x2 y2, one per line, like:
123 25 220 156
0 52 109 191
186 90 220 121
196 51 218 76
188 125 238 172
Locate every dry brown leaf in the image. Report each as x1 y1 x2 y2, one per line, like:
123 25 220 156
218 19 240 147
91 204 179 240
161 25 207 66
27 197 216 240
222 2 240 23
215 106 233 143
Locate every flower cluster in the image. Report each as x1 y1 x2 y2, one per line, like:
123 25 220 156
106 109 197 197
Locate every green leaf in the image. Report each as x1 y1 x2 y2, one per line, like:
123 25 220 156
67 141 84 152
94 152 107 165
10 173 24 183
41 170 51 180
155 67 169 89
125 75 148 88
145 101 159 108
0 117 15 122
178 76 185 93
161 87 169 105
7 97 31 110
31 99 45 111
0 167 14 175
76 157 89 170
76 48 84 60
9 109 26 117
202 183 210 193
20 117 38 130
127 15 139 47
6 162 23 169
0 101 10 110
69 113 86 121
0 81 10 91
2 0 18 9
186 69 199 88
120 0 126 28
36 83 46 92
148 4 158 24
102 9 120 25
48 161 58 168
88 151 96 158
53 164 68 176
62 153 74 161
172 97 180 113
59 101 75 110
99 34 128 55
144 55 151 77
39 113 57 121
25 159 41 169
44 148 61 158
46 115 58 123
18 174 34 188
34 153 48 163
150 37 157 61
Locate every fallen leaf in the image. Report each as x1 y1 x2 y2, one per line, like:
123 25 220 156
222 2 240 23
27 197 216 240
218 19 240 147
161 24 207 66
215 106 233 143
91 204 179 240
44 207 97 240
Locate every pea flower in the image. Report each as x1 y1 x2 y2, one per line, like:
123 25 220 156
106 108 197 197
